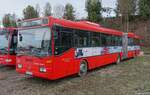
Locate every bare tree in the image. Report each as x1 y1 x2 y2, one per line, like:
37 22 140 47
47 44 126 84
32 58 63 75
53 4 65 19
118 0 137 15
103 7 113 17
35 4 40 17
116 0 138 32
44 2 52 16
117 0 130 32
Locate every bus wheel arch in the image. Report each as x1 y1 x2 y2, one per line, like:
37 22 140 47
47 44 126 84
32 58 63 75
83 59 89 69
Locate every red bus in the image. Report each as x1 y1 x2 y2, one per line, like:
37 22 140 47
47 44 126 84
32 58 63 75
0 28 18 65
16 17 141 80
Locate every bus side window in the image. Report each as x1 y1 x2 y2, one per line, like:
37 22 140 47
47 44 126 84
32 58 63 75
107 35 112 46
134 38 140 45
53 25 74 55
111 35 116 46
60 29 74 52
128 38 134 46
91 32 101 47
74 30 89 47
101 34 107 47
119 37 122 46
116 36 120 46
128 38 131 46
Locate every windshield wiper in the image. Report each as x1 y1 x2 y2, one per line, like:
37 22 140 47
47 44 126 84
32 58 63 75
30 47 50 57
17 46 42 57
30 47 45 57
17 45 50 57
17 47 31 56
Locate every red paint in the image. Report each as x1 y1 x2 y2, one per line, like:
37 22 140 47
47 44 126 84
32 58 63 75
16 17 141 80
128 32 141 39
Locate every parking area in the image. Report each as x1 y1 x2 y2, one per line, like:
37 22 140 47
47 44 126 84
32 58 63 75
0 55 150 95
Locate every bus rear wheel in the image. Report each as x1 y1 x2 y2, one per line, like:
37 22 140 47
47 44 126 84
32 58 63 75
78 60 88 77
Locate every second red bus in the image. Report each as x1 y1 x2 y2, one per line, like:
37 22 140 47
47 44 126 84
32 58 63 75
0 28 18 65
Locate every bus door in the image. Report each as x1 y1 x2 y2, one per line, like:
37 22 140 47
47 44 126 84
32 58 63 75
53 25 75 75
122 33 128 59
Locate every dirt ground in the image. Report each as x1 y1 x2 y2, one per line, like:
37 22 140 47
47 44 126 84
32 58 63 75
0 55 150 95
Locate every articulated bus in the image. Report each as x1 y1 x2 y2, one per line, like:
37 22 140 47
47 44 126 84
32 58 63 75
16 17 141 80
0 28 18 65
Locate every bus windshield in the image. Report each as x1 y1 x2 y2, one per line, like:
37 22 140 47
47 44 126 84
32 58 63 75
17 27 51 57
0 30 10 54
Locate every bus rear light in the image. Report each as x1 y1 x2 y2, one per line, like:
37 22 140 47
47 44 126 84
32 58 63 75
40 67 47 73
18 64 23 69
5 59 12 63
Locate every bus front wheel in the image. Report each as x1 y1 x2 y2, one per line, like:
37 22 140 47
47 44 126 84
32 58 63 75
78 60 88 77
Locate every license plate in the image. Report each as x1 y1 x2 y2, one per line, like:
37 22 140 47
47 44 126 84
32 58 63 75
26 71 33 76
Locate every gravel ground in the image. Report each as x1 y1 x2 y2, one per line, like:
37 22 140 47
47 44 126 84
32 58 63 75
0 55 150 95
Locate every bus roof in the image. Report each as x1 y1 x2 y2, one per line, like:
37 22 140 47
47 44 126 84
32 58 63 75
0 27 17 31
18 16 123 36
18 16 141 38
51 17 123 36
128 32 141 39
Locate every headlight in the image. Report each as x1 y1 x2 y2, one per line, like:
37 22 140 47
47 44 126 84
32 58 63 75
18 64 23 69
5 59 12 62
40 67 47 73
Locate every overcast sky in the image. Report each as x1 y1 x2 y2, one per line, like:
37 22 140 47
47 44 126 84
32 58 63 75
0 0 116 21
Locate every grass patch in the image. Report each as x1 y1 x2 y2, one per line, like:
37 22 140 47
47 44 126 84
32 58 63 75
141 47 150 53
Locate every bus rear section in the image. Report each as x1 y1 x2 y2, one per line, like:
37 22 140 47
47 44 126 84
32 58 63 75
127 33 141 58
0 28 17 66
16 17 141 80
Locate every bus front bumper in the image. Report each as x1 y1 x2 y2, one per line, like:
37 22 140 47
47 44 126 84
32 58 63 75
0 55 16 65
16 63 55 80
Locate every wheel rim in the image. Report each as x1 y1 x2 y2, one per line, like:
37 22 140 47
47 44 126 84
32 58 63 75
79 62 87 76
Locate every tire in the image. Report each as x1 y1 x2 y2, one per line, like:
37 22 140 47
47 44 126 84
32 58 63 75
116 55 121 64
78 60 88 77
